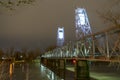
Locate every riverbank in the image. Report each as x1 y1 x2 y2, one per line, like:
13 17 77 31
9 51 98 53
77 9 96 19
66 65 120 80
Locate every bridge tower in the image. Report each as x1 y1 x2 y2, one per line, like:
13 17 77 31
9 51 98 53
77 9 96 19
75 8 92 40
57 27 64 47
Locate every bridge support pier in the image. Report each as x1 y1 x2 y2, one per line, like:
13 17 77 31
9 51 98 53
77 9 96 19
75 60 90 80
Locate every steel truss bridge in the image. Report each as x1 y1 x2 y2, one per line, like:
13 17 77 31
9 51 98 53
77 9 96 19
42 27 120 63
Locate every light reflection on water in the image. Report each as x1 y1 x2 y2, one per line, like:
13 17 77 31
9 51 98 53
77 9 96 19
0 61 63 80
40 64 64 80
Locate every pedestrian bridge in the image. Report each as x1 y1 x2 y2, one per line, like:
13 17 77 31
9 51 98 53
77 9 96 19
42 27 120 62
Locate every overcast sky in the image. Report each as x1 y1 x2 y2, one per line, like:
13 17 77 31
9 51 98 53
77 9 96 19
0 0 119 50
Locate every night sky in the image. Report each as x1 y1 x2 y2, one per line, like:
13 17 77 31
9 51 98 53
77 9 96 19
0 0 119 50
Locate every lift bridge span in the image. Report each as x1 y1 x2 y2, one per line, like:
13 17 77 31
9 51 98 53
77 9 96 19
42 27 120 63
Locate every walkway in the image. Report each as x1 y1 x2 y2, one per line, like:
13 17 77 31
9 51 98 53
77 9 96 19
66 67 120 80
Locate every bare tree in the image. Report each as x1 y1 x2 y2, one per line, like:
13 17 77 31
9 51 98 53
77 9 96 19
0 61 10 80
97 0 120 27
0 0 35 10
98 10 120 27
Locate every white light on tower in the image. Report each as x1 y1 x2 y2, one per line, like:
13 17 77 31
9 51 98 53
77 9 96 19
59 29 64 39
57 27 64 47
75 8 92 40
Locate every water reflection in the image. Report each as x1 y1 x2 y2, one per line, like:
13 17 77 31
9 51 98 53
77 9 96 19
11 62 39 80
40 64 64 80
0 61 64 80
9 63 14 80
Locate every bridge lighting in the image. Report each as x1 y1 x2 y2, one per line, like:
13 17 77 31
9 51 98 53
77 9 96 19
57 27 64 47
75 8 92 39
59 30 64 39
72 59 76 64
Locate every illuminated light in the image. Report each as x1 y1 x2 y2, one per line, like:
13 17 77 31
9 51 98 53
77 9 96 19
59 31 64 39
57 27 64 47
72 59 76 64
78 13 85 25
58 28 64 39
9 63 13 76
2 57 5 59
75 8 92 39
20 55 23 58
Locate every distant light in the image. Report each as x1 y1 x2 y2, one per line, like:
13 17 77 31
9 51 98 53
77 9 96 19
72 59 76 64
78 14 85 25
75 8 92 39
59 31 63 39
57 27 64 47
20 55 23 58
2 57 5 59
58 27 64 39
76 8 86 26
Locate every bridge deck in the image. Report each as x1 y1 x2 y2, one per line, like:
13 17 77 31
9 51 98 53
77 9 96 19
45 57 120 62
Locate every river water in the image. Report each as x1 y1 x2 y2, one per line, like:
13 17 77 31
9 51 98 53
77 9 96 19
12 62 49 80
2 61 120 80
13 62 64 80
0 61 63 80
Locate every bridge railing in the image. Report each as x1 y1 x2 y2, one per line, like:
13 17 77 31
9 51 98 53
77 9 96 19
42 27 120 61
